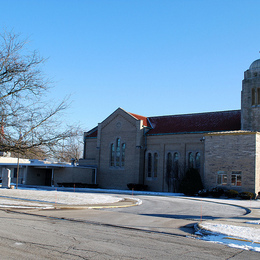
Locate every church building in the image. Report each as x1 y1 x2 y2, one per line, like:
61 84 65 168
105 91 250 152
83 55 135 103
79 59 260 194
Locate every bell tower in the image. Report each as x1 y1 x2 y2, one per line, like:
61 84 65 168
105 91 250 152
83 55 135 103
241 59 260 131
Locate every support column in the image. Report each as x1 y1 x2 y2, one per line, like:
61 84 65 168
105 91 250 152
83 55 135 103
2 168 11 188
51 168 54 187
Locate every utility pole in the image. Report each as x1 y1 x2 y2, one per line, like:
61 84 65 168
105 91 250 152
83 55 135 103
16 153 20 189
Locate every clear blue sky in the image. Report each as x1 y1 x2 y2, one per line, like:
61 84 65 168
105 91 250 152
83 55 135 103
1 0 260 130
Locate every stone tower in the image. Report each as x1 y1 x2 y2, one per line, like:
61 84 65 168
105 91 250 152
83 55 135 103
241 59 260 131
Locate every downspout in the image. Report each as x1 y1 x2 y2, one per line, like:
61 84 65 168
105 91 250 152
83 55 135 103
83 135 87 159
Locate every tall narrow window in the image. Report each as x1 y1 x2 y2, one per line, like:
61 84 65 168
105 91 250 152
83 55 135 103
252 88 256 106
166 152 172 177
195 152 200 169
166 152 173 185
153 153 158 178
110 138 126 168
121 143 126 167
188 152 194 169
147 151 159 178
173 152 179 178
116 138 120 166
257 88 260 105
147 153 152 177
110 143 115 166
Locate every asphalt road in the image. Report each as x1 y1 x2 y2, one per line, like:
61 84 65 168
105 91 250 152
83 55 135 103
0 194 258 259
103 195 248 219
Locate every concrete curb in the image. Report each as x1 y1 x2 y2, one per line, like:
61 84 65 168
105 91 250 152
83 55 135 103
0 197 141 210
50 198 142 210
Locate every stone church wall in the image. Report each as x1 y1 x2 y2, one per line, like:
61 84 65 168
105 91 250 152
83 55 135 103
145 133 205 192
241 76 260 131
97 112 144 189
204 132 257 193
255 134 260 194
82 138 98 165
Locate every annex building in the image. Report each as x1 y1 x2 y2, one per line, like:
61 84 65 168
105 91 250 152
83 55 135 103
79 59 260 194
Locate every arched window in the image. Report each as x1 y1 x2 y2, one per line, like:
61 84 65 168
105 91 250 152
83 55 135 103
147 153 152 177
121 143 126 166
110 138 126 168
173 152 179 178
116 138 121 166
166 152 172 175
188 152 194 169
110 143 115 166
153 153 158 178
195 152 200 169
252 88 256 106
147 152 159 178
257 88 260 105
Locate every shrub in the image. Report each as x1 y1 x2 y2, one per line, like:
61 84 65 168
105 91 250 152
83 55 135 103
239 192 255 200
209 187 224 198
57 183 98 188
127 183 148 191
197 189 209 197
180 168 203 196
224 189 239 198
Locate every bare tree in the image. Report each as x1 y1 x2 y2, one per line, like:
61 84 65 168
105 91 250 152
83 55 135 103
54 130 84 163
0 31 78 159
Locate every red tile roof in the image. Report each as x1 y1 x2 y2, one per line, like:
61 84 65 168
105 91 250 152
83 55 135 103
147 110 241 135
85 127 98 138
85 110 241 138
129 113 151 127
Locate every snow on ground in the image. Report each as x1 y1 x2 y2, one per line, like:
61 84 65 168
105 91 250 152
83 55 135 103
197 222 260 242
0 188 121 207
189 198 260 252
247 220 260 224
0 198 52 208
196 223 260 252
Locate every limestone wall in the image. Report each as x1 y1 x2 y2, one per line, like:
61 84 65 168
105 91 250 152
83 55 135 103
255 134 260 194
241 74 260 131
204 132 257 193
82 138 98 165
97 110 145 189
145 133 205 192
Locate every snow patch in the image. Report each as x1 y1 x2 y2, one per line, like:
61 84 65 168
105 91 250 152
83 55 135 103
196 222 260 252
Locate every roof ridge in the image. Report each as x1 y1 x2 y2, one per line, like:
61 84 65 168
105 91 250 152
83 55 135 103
148 109 241 119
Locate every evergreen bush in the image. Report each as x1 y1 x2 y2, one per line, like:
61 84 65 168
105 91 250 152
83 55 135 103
127 183 148 191
209 187 224 198
197 189 209 197
239 192 255 200
180 168 203 196
224 189 239 198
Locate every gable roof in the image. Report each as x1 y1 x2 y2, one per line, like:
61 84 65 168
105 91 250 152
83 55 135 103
85 127 98 138
147 110 241 135
85 110 151 139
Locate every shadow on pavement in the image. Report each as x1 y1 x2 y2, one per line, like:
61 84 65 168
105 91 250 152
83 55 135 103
140 213 220 220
